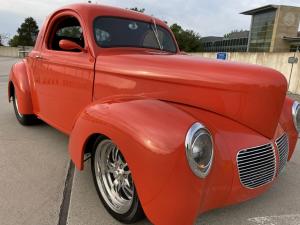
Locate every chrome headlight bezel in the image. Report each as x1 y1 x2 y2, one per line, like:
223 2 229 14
185 122 214 178
292 101 300 132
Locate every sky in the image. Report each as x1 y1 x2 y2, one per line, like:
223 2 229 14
0 0 300 43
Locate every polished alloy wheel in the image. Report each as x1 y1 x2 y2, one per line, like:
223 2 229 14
14 96 23 118
94 139 134 214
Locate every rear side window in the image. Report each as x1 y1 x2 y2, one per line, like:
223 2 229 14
93 17 177 53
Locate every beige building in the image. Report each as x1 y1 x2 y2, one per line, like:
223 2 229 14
242 5 300 52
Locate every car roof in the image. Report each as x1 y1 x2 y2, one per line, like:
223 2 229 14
56 3 166 27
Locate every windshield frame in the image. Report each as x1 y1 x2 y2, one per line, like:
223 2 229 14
93 16 178 53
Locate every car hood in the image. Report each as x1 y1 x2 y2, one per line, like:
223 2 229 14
95 50 287 138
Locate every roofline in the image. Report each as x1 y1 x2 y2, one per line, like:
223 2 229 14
55 3 166 25
240 4 279 15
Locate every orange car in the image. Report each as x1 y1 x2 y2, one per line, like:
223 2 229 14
8 3 299 225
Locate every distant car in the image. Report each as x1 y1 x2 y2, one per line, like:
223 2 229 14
8 3 299 225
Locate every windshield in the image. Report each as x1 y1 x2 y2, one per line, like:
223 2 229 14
93 17 177 53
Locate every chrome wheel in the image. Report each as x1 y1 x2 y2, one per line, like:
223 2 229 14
94 139 134 214
14 96 23 118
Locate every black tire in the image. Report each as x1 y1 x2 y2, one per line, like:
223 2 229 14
13 94 40 126
91 138 145 224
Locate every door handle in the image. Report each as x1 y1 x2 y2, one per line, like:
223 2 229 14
35 55 43 59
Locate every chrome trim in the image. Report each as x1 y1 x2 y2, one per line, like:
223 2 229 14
236 143 276 189
292 101 300 132
275 133 289 174
185 122 214 178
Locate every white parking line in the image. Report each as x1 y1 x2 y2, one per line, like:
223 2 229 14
248 214 300 225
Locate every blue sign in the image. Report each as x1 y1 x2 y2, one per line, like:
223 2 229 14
216 52 228 60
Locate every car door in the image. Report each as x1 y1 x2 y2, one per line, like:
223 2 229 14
33 14 95 134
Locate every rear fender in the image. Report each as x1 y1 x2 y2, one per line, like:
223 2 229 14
8 60 33 114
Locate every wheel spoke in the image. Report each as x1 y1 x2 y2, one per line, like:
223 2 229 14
123 170 131 175
125 178 131 187
122 184 133 198
107 162 115 174
112 146 119 162
113 179 119 192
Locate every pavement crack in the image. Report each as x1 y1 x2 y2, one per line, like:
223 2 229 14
58 160 75 225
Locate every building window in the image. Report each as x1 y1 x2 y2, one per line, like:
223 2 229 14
248 10 276 52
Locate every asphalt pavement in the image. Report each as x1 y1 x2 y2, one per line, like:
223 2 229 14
0 56 299 225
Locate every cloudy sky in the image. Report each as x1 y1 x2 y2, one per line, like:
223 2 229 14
0 0 300 41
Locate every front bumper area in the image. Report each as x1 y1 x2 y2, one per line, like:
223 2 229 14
143 123 297 225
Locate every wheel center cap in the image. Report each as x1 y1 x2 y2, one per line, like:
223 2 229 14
115 166 124 176
117 168 124 175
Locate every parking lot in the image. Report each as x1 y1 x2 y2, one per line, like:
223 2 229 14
0 56 300 225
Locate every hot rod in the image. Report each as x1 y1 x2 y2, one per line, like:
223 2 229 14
8 3 299 225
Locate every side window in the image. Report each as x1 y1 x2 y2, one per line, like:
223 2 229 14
48 16 85 51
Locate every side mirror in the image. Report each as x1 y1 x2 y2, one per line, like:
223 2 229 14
59 39 86 52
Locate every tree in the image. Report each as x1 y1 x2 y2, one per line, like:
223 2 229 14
129 7 145 13
170 24 202 52
224 29 248 38
0 36 3 46
9 17 39 47
57 26 82 38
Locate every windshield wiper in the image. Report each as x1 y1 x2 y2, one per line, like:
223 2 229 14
151 18 163 51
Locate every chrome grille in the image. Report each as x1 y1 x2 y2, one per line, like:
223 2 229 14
237 143 276 189
275 133 289 174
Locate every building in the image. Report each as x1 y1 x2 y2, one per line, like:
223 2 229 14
201 31 249 52
241 5 300 52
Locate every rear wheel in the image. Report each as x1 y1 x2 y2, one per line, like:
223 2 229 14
13 94 39 125
91 138 144 223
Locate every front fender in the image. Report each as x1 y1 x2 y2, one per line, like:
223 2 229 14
279 96 298 160
8 60 33 114
69 99 197 224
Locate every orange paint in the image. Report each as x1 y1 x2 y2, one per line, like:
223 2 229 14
8 3 298 225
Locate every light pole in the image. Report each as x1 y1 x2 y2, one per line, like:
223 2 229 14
288 45 300 92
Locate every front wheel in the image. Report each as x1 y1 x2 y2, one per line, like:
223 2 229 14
91 138 144 224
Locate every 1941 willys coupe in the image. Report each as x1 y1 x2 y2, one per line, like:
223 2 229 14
8 3 300 225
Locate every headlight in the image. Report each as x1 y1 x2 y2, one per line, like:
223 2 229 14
185 122 214 178
292 101 300 132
